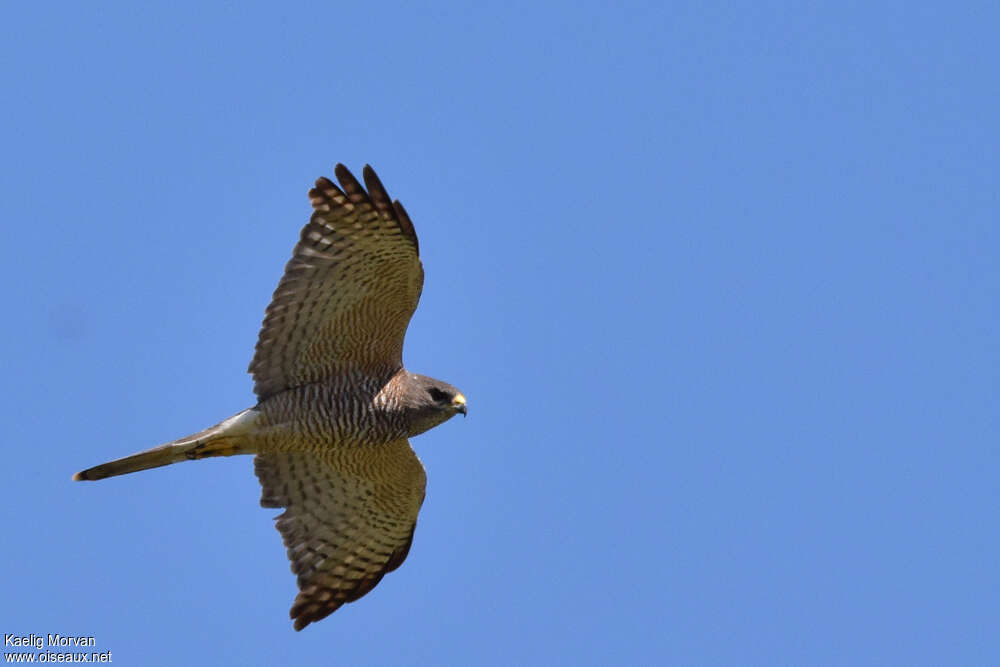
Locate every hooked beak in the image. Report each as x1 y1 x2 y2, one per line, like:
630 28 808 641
452 394 467 416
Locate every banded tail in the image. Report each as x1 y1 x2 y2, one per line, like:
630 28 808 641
73 408 260 481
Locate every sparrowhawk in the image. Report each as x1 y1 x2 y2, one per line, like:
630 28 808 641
74 164 467 631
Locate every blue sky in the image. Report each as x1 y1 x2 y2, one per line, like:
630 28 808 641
2 2 997 664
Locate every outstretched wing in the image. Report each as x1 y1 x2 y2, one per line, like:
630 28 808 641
249 164 424 400
254 440 427 631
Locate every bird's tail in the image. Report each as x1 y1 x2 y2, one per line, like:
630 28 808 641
73 408 260 481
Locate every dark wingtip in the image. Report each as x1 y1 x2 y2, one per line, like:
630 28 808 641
333 164 369 207
289 594 344 632
326 163 419 252
334 163 360 188
313 175 336 190
393 200 419 254
362 165 394 215
361 164 377 185
73 469 90 481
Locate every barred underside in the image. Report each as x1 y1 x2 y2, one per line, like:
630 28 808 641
248 164 424 401
254 440 426 631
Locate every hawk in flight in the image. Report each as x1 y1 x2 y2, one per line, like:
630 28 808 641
74 164 467 630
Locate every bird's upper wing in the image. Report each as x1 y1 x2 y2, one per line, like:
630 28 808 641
249 164 424 400
254 440 427 631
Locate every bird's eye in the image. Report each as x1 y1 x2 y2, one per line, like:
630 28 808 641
427 387 449 402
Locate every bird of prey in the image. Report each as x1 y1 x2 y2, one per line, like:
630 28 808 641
74 164 467 631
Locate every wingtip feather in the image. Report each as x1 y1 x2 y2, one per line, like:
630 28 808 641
362 165 394 215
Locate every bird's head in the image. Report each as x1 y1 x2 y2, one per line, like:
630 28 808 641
404 374 467 436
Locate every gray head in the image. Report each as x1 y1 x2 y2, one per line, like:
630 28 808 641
404 373 467 437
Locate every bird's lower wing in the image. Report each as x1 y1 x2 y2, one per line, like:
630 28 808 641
254 439 427 630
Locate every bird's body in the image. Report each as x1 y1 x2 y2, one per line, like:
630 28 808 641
74 164 466 630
